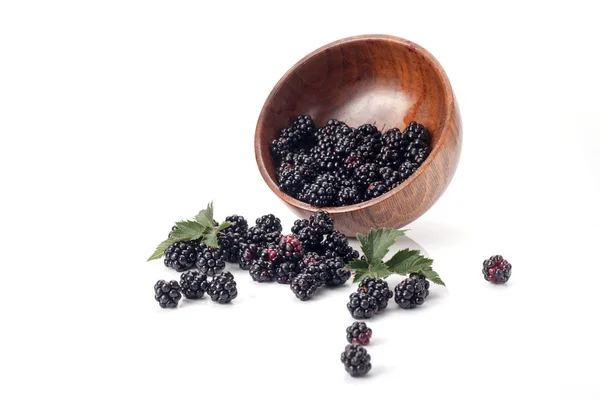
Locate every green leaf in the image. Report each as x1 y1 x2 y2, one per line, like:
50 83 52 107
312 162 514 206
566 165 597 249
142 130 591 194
386 248 428 274
194 202 214 228
168 220 205 241
370 259 392 279
360 228 406 263
204 229 219 248
344 259 370 283
419 267 446 286
216 221 232 233
147 237 178 262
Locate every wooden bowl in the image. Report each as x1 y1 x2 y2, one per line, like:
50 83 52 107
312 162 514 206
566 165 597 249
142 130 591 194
255 34 462 236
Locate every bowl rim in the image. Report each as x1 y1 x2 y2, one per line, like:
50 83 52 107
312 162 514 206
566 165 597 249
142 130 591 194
255 34 456 216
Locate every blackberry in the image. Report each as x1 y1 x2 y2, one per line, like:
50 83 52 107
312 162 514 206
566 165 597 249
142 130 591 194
482 255 512 284
196 243 226 276
302 251 323 265
217 215 248 263
154 280 182 308
290 272 321 301
314 119 349 142
276 163 315 196
207 271 238 304
238 242 262 270
378 127 407 168
246 226 268 245
335 130 360 156
394 273 430 309
275 261 303 284
310 143 343 173
346 322 373 345
337 180 361 206
347 291 379 319
379 167 401 189
270 137 293 160
309 210 335 235
292 219 322 250
298 173 338 207
259 245 282 264
398 160 419 181
353 163 381 189
279 234 304 262
365 181 389 200
255 214 282 235
321 230 359 263
163 241 198 272
358 277 394 310
179 270 209 299
341 344 371 377
291 114 316 137
402 121 431 164
343 152 364 170
249 259 277 282
311 257 350 287
355 129 383 161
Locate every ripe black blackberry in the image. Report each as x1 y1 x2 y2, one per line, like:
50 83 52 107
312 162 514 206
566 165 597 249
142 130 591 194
398 160 419 181
365 181 388 200
346 322 373 345
196 243 226 276
394 273 430 309
298 173 338 207
245 226 268 245
355 125 383 161
347 291 379 319
314 119 349 142
359 277 394 310
279 234 304 262
402 121 432 164
163 241 198 272
482 255 512 284
353 163 381 188
290 272 321 301
291 219 322 250
341 344 371 377
310 257 350 287
310 144 343 173
179 270 209 299
207 271 238 304
379 167 401 189
218 215 249 263
255 214 282 235
275 261 303 284
154 280 182 308
249 259 277 283
276 163 314 196
343 152 364 171
302 251 322 265
309 210 335 235
270 137 293 161
377 127 408 168
291 114 316 137
238 242 262 270
321 230 360 263
337 182 361 206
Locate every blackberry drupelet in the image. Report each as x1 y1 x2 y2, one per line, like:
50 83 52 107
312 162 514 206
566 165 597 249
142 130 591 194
279 234 304 262
154 280 182 308
163 241 198 272
321 230 359 263
275 261 303 284
249 259 277 282
255 214 282 235
347 291 379 319
353 163 381 189
290 272 321 301
238 242 262 270
341 344 371 377
218 215 249 263
359 277 394 310
394 273 430 309
208 271 238 304
179 270 209 299
309 210 335 235
482 255 512 284
346 322 373 345
196 243 226 276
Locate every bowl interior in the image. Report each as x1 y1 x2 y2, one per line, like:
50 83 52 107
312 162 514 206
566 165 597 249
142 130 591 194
257 36 451 201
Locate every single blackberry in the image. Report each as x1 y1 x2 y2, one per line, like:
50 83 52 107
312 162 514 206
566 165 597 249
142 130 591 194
276 163 315 196
379 167 401 189
217 215 248 263
321 230 359 263
482 255 512 284
309 210 335 235
343 152 364 171
314 119 349 142
179 270 209 299
207 271 238 304
335 129 360 156
255 214 282 235
275 261 303 284
302 251 322 265
290 272 321 301
249 259 277 282
154 280 182 308
347 291 379 319
341 344 371 377
298 173 338 207
364 181 388 200
358 277 394 310
394 273 430 309
291 219 322 250
353 163 381 189
195 243 226 276
238 242 262 270
377 127 407 168
346 322 373 345
337 180 361 206
398 160 418 181
310 143 343 173
163 241 198 272
355 133 383 161
402 121 432 164
270 137 293 161
310 257 350 287
279 234 304 262
291 114 316 137
246 226 268 245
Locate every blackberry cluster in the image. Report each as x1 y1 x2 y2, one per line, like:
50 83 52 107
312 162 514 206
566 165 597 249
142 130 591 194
346 322 372 345
217 215 248 263
163 241 198 272
341 344 371 377
290 272 321 301
208 271 238 304
180 270 208 299
196 243 226 276
394 273 430 309
272 115 432 206
154 280 182 308
347 291 379 319
358 277 393 310
482 255 512 284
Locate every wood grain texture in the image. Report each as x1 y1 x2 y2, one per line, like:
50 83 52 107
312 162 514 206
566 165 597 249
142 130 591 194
255 34 462 236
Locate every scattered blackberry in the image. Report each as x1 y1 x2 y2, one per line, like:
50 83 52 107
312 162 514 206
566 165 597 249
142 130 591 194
218 215 248 263
482 255 512 284
309 210 335 235
290 272 321 301
154 280 182 308
246 226 268 245
275 261 303 284
163 241 198 272
207 271 238 304
353 163 381 189
179 270 209 299
312 257 350 287
346 322 372 345
292 219 322 250
341 344 371 377
347 291 379 319
259 245 282 264
238 242 263 270
255 214 282 235
249 259 277 283
359 277 394 310
321 230 359 263
279 234 304 262
196 243 226 276
394 273 430 309
302 251 323 265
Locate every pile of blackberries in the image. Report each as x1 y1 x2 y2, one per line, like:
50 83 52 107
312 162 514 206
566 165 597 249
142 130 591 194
271 115 433 207
154 270 237 308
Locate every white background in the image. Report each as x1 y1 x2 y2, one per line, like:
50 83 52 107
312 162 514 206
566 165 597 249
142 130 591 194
1 1 599 399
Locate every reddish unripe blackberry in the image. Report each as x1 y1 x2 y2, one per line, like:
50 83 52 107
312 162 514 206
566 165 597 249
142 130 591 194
341 344 371 377
238 243 262 270
195 243 226 276
154 280 182 308
279 234 304 262
482 255 512 284
346 322 372 345
394 273 430 309
179 270 209 299
290 272 321 301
